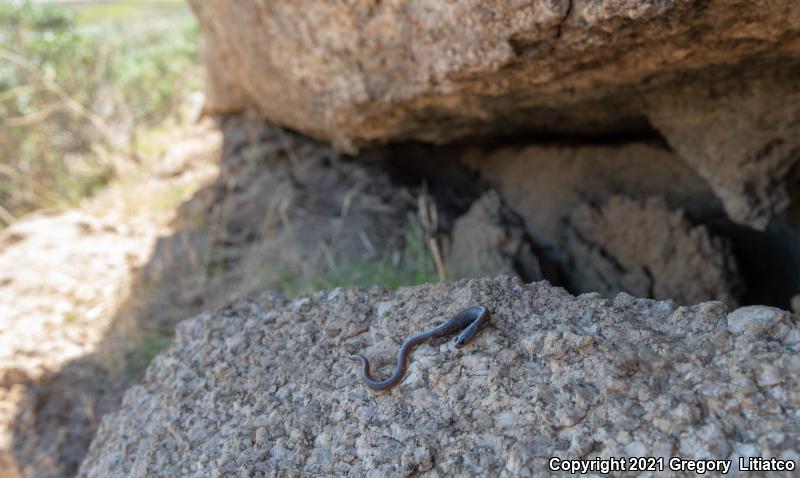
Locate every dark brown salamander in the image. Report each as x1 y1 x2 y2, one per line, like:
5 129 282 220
349 305 490 391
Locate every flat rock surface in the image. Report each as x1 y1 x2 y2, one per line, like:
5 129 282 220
80 277 800 476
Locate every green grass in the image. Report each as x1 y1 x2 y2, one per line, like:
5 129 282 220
152 179 203 212
274 230 441 297
122 332 173 379
63 310 79 324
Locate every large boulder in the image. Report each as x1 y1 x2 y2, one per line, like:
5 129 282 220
188 1 800 228
79 277 800 476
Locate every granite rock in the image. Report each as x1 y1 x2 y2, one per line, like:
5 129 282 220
187 1 800 151
447 190 541 281
565 196 742 308
187 1 800 228
79 277 799 476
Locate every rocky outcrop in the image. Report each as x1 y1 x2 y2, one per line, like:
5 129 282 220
646 64 800 229
447 190 541 281
564 196 742 308
464 142 720 247
188 0 800 228
79 277 800 476
463 142 749 305
188 0 800 148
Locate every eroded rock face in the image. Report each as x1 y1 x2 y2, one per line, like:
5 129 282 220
464 142 720 248
447 190 541 281
79 277 800 476
565 196 742 308
188 0 800 227
646 62 800 229
464 142 748 304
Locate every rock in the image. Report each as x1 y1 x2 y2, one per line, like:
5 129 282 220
79 277 800 476
564 196 742 307
464 141 720 256
646 63 800 229
464 140 800 305
188 1 800 150
792 295 800 314
447 190 541 281
727 306 792 337
460 143 745 305
188 1 800 227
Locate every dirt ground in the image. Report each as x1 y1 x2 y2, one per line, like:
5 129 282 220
0 119 221 478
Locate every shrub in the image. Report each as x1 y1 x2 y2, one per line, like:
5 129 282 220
0 0 199 223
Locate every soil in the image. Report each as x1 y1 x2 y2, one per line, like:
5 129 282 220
0 119 221 478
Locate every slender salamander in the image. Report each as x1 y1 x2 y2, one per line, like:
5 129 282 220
349 305 490 391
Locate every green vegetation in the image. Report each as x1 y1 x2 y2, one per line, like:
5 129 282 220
63 310 78 323
274 229 442 297
73 1 187 26
0 0 199 224
122 331 174 379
